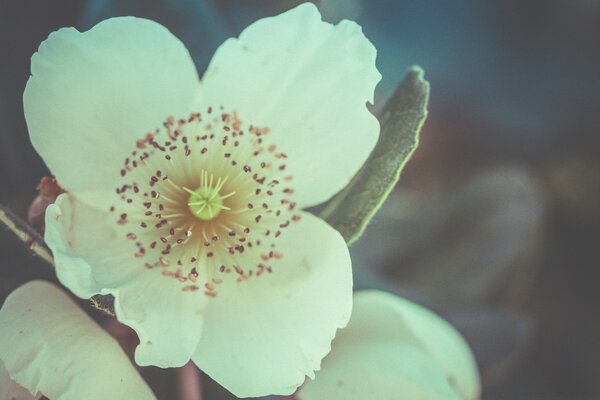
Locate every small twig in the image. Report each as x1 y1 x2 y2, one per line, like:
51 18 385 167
90 294 116 316
0 204 117 315
0 205 54 266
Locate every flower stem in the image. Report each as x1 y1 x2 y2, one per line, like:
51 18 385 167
179 361 203 400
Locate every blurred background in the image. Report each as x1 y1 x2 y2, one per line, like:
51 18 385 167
1 0 599 399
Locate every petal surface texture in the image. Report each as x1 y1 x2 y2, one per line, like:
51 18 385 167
24 16 199 208
199 2 381 208
0 281 156 400
297 291 481 400
192 212 353 398
45 194 207 367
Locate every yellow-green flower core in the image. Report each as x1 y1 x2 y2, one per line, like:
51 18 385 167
184 170 234 221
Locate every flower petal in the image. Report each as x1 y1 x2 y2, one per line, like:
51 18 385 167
112 272 208 368
192 212 352 397
0 361 40 400
298 343 462 400
375 293 481 400
199 3 381 208
44 195 103 298
25 17 199 208
297 291 480 400
0 281 156 400
45 194 207 368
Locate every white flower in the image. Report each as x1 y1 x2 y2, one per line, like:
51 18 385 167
26 3 380 397
0 281 155 400
297 291 481 400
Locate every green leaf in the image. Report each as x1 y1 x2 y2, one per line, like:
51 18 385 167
319 67 429 245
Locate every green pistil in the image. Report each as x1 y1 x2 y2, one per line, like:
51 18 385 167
184 171 233 221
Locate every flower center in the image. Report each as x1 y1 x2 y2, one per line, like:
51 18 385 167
184 171 233 221
110 108 300 297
